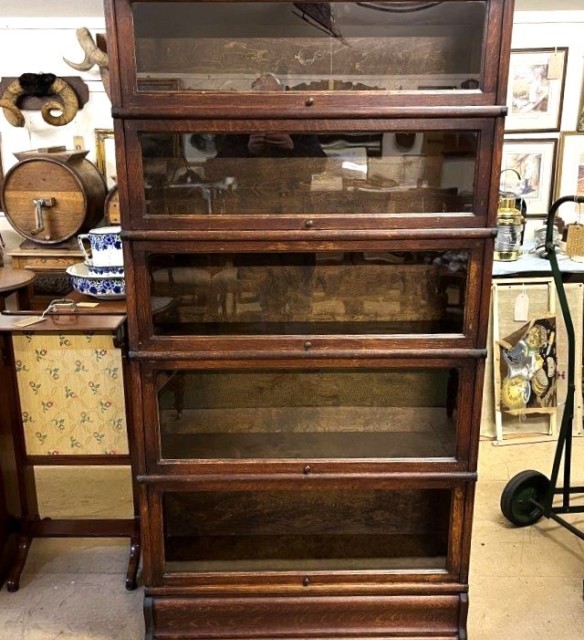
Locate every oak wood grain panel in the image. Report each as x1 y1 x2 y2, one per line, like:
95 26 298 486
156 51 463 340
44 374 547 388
0 316 125 334
2 158 106 244
102 2 513 638
150 594 462 639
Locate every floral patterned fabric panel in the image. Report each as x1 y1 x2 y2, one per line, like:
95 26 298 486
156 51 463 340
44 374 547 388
13 332 128 456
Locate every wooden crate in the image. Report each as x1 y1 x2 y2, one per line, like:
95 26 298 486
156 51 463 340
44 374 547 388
481 278 583 442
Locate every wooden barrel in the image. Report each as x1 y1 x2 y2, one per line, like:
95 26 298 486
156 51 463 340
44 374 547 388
1 156 107 245
104 185 120 225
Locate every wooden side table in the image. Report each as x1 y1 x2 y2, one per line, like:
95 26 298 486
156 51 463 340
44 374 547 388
8 245 84 310
0 267 35 311
0 309 139 592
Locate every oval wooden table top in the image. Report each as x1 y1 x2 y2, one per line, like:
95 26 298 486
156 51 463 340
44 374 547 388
0 267 35 294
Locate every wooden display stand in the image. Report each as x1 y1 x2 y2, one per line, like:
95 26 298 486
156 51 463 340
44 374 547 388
482 278 584 443
0 303 139 592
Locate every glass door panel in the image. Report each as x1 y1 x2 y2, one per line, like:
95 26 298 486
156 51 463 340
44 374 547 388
132 2 487 94
139 130 478 218
163 488 451 573
156 367 460 460
148 250 469 336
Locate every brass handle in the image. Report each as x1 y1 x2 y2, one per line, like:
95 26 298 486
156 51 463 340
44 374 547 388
303 464 312 475
304 341 312 350
305 97 314 107
303 576 311 587
304 219 314 229
30 198 55 239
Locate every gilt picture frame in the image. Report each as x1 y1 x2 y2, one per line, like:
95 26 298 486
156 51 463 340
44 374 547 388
578 77 584 132
94 128 116 189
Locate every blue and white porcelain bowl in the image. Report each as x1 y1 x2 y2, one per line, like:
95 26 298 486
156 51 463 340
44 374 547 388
66 262 126 300
85 260 125 277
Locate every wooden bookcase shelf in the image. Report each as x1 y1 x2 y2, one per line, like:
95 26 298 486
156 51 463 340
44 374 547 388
104 1 513 637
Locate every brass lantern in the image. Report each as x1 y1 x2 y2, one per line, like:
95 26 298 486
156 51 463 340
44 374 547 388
494 196 524 262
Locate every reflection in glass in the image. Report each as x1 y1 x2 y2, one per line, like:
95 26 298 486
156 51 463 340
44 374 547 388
133 2 486 93
149 251 469 335
141 131 477 217
157 368 459 460
164 489 451 572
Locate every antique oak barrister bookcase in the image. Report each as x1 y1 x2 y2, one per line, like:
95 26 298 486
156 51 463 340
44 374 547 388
104 1 513 637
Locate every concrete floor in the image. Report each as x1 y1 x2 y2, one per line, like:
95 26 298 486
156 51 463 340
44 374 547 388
0 440 583 639
469 438 584 640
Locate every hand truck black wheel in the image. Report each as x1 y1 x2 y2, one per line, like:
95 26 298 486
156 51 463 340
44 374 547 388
501 470 551 527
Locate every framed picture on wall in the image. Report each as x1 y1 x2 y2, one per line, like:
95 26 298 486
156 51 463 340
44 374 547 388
500 138 558 214
94 128 116 189
505 48 568 133
555 133 584 219
0 132 3 211
578 78 584 132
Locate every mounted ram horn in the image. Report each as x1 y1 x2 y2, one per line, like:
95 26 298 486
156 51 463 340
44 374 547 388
38 77 79 126
0 80 26 127
63 27 109 71
0 73 79 127
63 27 111 99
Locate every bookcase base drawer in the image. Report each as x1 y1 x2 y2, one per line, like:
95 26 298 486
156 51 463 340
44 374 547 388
146 594 466 639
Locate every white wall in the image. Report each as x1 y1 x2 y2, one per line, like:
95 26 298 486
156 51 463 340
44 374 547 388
510 7 584 239
1 3 584 259
0 12 110 261
0 1 104 18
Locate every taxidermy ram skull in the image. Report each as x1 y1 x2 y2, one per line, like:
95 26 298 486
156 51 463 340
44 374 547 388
0 73 79 127
63 27 111 100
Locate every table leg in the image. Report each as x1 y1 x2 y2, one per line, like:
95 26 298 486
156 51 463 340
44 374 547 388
16 284 32 311
6 534 33 592
126 535 141 590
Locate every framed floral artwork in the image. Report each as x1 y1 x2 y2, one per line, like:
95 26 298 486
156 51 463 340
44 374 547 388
505 48 568 133
500 138 558 214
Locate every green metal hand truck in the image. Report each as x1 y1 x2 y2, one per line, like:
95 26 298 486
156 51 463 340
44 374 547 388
501 195 584 542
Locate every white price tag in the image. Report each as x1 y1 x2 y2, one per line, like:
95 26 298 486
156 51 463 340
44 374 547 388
547 52 563 80
514 292 530 322
11 316 46 328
